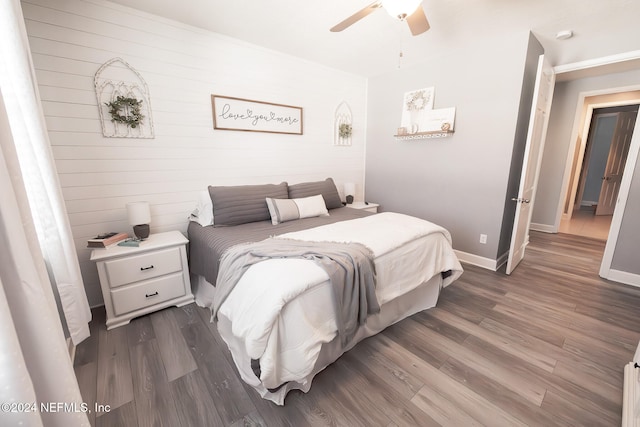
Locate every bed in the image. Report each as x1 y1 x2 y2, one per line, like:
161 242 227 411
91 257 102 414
188 178 463 405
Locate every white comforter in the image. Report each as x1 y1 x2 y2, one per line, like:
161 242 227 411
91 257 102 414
277 212 451 256
218 212 462 390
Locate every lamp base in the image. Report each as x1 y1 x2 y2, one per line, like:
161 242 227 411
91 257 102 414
346 195 354 204
133 224 150 240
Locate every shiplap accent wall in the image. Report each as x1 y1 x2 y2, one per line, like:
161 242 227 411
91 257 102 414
22 0 368 306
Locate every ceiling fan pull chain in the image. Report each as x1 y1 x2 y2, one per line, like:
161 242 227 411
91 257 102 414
398 27 404 69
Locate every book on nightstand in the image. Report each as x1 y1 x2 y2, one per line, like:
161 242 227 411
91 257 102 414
87 232 128 248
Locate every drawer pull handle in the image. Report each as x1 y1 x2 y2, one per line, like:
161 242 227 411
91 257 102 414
140 265 154 271
145 291 159 298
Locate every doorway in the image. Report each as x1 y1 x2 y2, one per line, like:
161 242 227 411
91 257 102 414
560 105 639 240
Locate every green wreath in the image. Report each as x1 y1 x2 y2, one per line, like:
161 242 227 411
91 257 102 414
339 123 352 138
105 96 144 128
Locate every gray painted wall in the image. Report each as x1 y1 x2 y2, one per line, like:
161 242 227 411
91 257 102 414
365 31 541 261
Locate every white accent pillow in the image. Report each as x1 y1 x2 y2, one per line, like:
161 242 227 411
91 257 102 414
189 190 214 227
266 194 329 225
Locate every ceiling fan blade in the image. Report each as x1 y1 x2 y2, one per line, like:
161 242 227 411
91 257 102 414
406 5 430 36
330 1 382 32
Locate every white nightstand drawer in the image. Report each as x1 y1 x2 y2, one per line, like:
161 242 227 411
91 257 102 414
105 247 183 288
110 273 186 316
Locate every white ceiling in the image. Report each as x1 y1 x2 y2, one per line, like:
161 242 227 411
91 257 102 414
109 0 640 77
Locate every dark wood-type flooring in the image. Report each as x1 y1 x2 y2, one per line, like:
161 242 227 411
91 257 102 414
74 231 640 426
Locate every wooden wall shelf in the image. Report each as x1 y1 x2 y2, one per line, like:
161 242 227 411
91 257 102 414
394 130 454 140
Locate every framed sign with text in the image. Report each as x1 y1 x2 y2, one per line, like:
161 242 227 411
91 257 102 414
211 95 303 135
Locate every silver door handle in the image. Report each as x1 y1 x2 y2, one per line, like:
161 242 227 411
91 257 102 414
511 198 531 204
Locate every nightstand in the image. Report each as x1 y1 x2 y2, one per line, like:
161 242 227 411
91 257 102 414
347 202 379 213
90 230 194 329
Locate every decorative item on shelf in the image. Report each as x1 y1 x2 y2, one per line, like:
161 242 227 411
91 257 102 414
105 96 144 129
94 57 154 138
395 86 456 141
334 101 353 146
401 87 434 134
344 182 356 204
126 201 151 240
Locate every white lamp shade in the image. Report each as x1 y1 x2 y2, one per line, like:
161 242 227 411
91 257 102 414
381 0 422 18
344 182 356 197
126 201 151 226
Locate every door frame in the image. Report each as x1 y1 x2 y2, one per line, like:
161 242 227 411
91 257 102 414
554 86 640 284
558 90 640 223
600 115 640 282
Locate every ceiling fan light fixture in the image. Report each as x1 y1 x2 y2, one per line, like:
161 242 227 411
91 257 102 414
381 0 422 20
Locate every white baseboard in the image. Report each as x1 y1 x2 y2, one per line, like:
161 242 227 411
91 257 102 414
530 223 556 233
605 269 640 287
454 250 499 271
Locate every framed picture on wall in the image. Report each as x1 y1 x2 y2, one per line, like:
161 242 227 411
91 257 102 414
211 95 303 135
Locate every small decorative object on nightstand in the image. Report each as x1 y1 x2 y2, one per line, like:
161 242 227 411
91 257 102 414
127 201 151 240
347 202 379 213
90 230 194 329
344 182 356 204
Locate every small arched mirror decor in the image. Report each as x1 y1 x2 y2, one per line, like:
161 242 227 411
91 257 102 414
94 58 154 138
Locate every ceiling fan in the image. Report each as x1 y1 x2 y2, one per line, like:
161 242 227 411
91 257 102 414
330 0 430 36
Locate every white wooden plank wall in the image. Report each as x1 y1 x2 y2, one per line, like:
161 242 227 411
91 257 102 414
22 0 368 306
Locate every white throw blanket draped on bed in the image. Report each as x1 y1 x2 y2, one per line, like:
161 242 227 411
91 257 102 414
218 212 463 390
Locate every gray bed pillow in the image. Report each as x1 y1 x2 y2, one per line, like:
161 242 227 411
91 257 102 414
208 182 288 226
288 178 343 210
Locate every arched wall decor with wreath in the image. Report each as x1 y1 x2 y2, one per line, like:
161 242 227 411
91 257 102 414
334 101 353 146
94 58 155 138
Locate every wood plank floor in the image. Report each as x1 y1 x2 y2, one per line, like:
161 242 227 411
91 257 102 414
74 231 640 426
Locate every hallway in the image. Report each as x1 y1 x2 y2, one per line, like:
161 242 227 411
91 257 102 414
559 205 612 241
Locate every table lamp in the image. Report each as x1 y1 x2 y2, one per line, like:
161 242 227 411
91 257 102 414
344 182 355 204
126 201 151 240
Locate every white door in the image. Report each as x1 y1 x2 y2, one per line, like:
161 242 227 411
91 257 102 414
506 55 555 275
595 111 636 215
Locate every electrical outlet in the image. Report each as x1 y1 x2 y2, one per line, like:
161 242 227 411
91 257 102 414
479 234 487 244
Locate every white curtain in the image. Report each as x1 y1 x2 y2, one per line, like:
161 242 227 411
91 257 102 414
0 1 91 425
0 0 91 344
0 98 89 425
